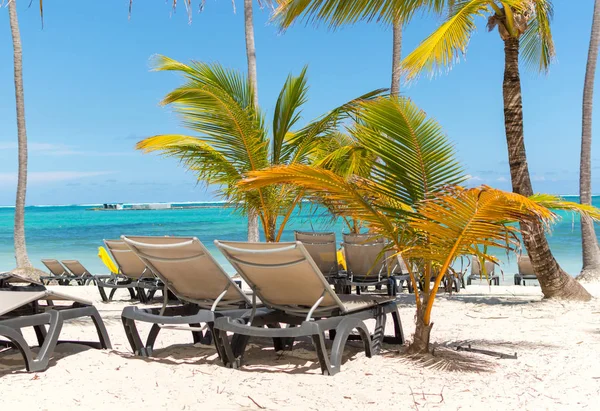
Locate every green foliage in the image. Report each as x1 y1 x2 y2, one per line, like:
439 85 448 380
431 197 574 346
138 56 381 241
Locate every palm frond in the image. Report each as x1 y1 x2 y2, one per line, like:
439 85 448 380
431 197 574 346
240 164 414 235
520 0 555 72
529 194 600 220
149 55 269 174
284 88 386 164
273 0 450 29
401 0 495 81
272 66 309 164
352 96 466 204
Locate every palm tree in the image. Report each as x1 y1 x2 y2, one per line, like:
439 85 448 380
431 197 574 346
273 1 442 96
136 56 382 240
129 0 268 241
397 0 591 300
578 0 600 282
240 96 599 353
7 0 34 275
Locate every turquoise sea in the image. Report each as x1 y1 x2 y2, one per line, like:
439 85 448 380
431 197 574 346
0 197 598 280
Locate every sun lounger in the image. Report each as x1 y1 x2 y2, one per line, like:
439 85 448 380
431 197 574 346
0 278 111 372
213 240 404 376
341 233 397 295
120 235 264 357
40 259 78 286
466 257 500 286
61 260 108 286
514 255 537 285
96 239 161 303
294 231 340 279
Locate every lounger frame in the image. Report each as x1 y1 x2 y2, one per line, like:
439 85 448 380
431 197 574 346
120 236 259 357
213 240 405 376
0 302 111 372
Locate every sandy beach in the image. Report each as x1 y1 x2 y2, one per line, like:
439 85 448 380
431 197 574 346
2 283 599 410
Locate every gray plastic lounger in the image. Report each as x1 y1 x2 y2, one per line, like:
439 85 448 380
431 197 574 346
213 240 405 376
341 233 397 295
514 255 537 285
466 257 500 286
0 279 111 372
96 239 160 303
120 235 263 357
40 259 77 286
61 260 109 286
294 231 340 279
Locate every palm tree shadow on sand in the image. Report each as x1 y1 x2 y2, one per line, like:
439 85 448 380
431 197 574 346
381 338 559 373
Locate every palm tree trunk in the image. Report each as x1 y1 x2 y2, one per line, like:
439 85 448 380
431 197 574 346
578 0 600 282
407 303 432 354
390 20 402 97
503 37 591 300
8 0 32 270
244 0 260 242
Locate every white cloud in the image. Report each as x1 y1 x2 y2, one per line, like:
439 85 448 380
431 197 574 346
532 175 546 182
465 174 483 182
496 176 508 182
0 171 114 184
0 142 133 157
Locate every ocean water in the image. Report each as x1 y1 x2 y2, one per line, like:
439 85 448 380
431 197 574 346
0 197 598 279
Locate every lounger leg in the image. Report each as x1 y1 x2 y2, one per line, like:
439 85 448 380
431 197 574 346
33 324 47 346
97 284 110 302
121 316 146 355
30 310 64 372
215 328 240 369
266 323 293 351
0 324 38 372
329 318 372 376
86 307 112 350
390 309 405 345
188 323 208 345
372 308 386 354
310 331 333 375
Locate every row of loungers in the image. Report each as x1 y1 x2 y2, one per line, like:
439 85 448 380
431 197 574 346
1 236 405 376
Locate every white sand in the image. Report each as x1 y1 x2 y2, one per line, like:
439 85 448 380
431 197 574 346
2 283 600 410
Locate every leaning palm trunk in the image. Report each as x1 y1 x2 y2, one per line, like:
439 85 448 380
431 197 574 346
390 19 402 97
8 0 32 270
503 37 591 300
244 0 260 242
578 0 600 282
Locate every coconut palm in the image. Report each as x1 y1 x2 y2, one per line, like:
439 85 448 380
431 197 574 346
6 0 34 276
128 0 271 241
397 0 592 300
240 96 600 353
273 0 443 96
137 56 382 241
578 0 600 282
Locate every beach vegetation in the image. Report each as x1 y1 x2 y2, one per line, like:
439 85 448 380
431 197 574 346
577 0 600 282
6 0 35 278
137 56 382 242
240 95 600 354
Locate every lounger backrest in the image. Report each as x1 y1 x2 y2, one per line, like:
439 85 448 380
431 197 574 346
215 241 346 316
294 231 338 277
0 290 92 316
342 233 387 278
104 239 149 279
61 260 90 276
471 257 495 276
517 255 535 276
122 236 250 309
41 259 68 276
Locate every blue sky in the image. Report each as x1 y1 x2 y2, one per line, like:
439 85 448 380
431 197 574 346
0 1 597 205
